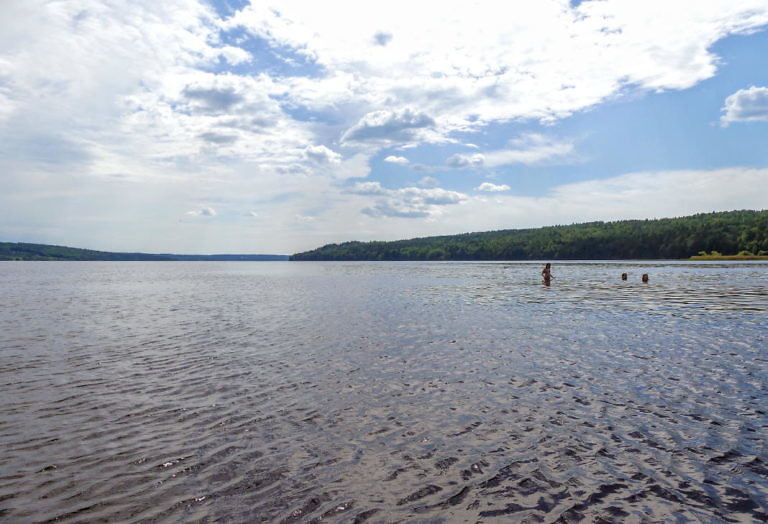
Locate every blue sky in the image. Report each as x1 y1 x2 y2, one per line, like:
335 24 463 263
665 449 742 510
1 0 768 254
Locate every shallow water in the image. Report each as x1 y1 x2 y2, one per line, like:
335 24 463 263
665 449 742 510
1 261 767 523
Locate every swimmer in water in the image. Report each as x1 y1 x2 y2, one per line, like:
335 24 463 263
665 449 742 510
542 263 553 285
621 273 628 281
642 273 649 283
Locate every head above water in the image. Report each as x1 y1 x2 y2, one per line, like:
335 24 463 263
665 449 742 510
642 273 649 283
621 273 628 280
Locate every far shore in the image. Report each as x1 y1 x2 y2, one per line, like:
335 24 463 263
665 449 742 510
689 255 768 261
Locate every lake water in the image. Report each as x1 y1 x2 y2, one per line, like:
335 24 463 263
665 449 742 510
1 261 767 523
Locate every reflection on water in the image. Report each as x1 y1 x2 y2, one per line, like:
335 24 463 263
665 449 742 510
1 261 767 522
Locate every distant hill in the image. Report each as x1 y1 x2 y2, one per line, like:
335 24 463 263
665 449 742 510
0 242 288 261
291 209 768 261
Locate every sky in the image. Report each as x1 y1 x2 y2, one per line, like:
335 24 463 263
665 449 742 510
1 0 768 255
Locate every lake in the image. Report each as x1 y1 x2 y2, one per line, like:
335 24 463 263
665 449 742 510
1 261 767 522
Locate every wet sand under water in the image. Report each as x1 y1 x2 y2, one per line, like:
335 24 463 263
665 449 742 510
1 261 767 522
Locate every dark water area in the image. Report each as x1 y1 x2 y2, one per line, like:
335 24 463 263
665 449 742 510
1 261 767 523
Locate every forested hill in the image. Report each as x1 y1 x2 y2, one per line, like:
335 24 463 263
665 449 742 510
291 210 768 261
0 242 288 261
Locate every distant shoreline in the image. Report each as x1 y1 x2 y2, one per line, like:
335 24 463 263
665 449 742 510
291 210 768 261
689 255 768 261
0 242 288 262
0 257 291 262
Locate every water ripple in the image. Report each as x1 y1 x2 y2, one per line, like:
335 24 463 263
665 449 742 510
0 261 767 522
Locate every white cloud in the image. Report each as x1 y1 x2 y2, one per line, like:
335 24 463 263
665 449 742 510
218 45 251 65
4 1 766 174
304 144 342 164
412 187 466 205
322 153 372 180
440 167 768 234
483 134 577 167
546 168 768 214
229 0 768 133
0 1 216 172
199 132 238 144
384 155 409 164
122 72 312 164
476 182 510 192
0 0 317 184
361 201 431 219
419 176 439 187
341 108 435 143
349 181 388 195
0 59 14 123
447 153 485 168
2 1 768 254
182 84 245 113
187 206 217 217
349 181 466 218
447 134 576 169
721 86 768 126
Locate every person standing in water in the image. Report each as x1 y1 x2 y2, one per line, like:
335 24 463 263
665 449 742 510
542 263 553 285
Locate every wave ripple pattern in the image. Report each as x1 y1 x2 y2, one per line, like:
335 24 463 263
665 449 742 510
1 261 767 523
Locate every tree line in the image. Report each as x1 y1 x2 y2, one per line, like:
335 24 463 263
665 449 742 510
0 242 288 261
0 242 173 261
290 210 768 261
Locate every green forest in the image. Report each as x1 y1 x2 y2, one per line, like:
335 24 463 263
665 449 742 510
0 242 288 261
0 243 173 261
290 210 768 261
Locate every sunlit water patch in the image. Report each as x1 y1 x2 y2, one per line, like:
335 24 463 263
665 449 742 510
1 261 767 522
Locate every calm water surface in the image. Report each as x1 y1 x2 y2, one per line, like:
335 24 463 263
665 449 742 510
1 261 767 523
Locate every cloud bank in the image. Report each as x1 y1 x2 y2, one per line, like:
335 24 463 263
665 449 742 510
230 0 768 132
1 1 767 253
349 181 466 218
